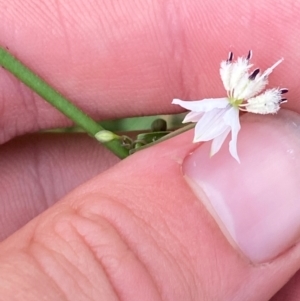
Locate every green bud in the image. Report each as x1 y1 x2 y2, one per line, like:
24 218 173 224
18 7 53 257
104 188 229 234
95 130 117 143
151 118 167 132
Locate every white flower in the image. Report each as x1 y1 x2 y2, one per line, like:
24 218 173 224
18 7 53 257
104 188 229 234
172 51 287 162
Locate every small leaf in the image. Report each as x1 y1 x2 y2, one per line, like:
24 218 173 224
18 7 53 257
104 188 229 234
134 131 171 149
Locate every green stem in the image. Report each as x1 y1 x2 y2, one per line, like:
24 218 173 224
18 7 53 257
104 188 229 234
0 46 129 159
130 123 195 154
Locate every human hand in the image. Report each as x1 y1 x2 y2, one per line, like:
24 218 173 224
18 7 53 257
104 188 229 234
0 0 300 300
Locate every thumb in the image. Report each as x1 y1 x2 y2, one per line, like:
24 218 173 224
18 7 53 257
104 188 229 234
1 109 300 301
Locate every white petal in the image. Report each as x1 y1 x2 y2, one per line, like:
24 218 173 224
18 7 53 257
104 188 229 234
182 111 204 123
210 127 231 157
223 107 241 162
193 106 230 142
172 98 228 112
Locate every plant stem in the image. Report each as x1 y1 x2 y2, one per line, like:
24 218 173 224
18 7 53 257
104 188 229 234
0 46 129 159
130 123 195 154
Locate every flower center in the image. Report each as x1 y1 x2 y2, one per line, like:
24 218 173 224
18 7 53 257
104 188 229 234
228 97 243 108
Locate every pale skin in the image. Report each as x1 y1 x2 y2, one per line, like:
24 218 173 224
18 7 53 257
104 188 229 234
0 0 300 300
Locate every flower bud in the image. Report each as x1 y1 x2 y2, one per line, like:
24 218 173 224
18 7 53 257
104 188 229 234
95 130 118 143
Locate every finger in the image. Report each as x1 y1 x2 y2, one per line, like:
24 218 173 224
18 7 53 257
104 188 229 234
0 0 299 143
0 133 119 241
271 269 300 301
1 109 300 300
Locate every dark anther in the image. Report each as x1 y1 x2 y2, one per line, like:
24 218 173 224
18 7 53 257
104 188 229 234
227 52 233 63
280 98 288 103
246 50 252 60
280 88 288 94
248 68 260 80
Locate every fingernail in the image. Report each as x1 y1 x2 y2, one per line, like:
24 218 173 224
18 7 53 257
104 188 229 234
183 110 300 263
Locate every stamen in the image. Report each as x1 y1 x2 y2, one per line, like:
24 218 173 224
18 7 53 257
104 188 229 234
262 58 284 80
246 50 252 60
227 51 233 63
248 68 260 80
280 88 288 94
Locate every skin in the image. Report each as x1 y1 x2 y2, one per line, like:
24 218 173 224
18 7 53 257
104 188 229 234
0 0 300 299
